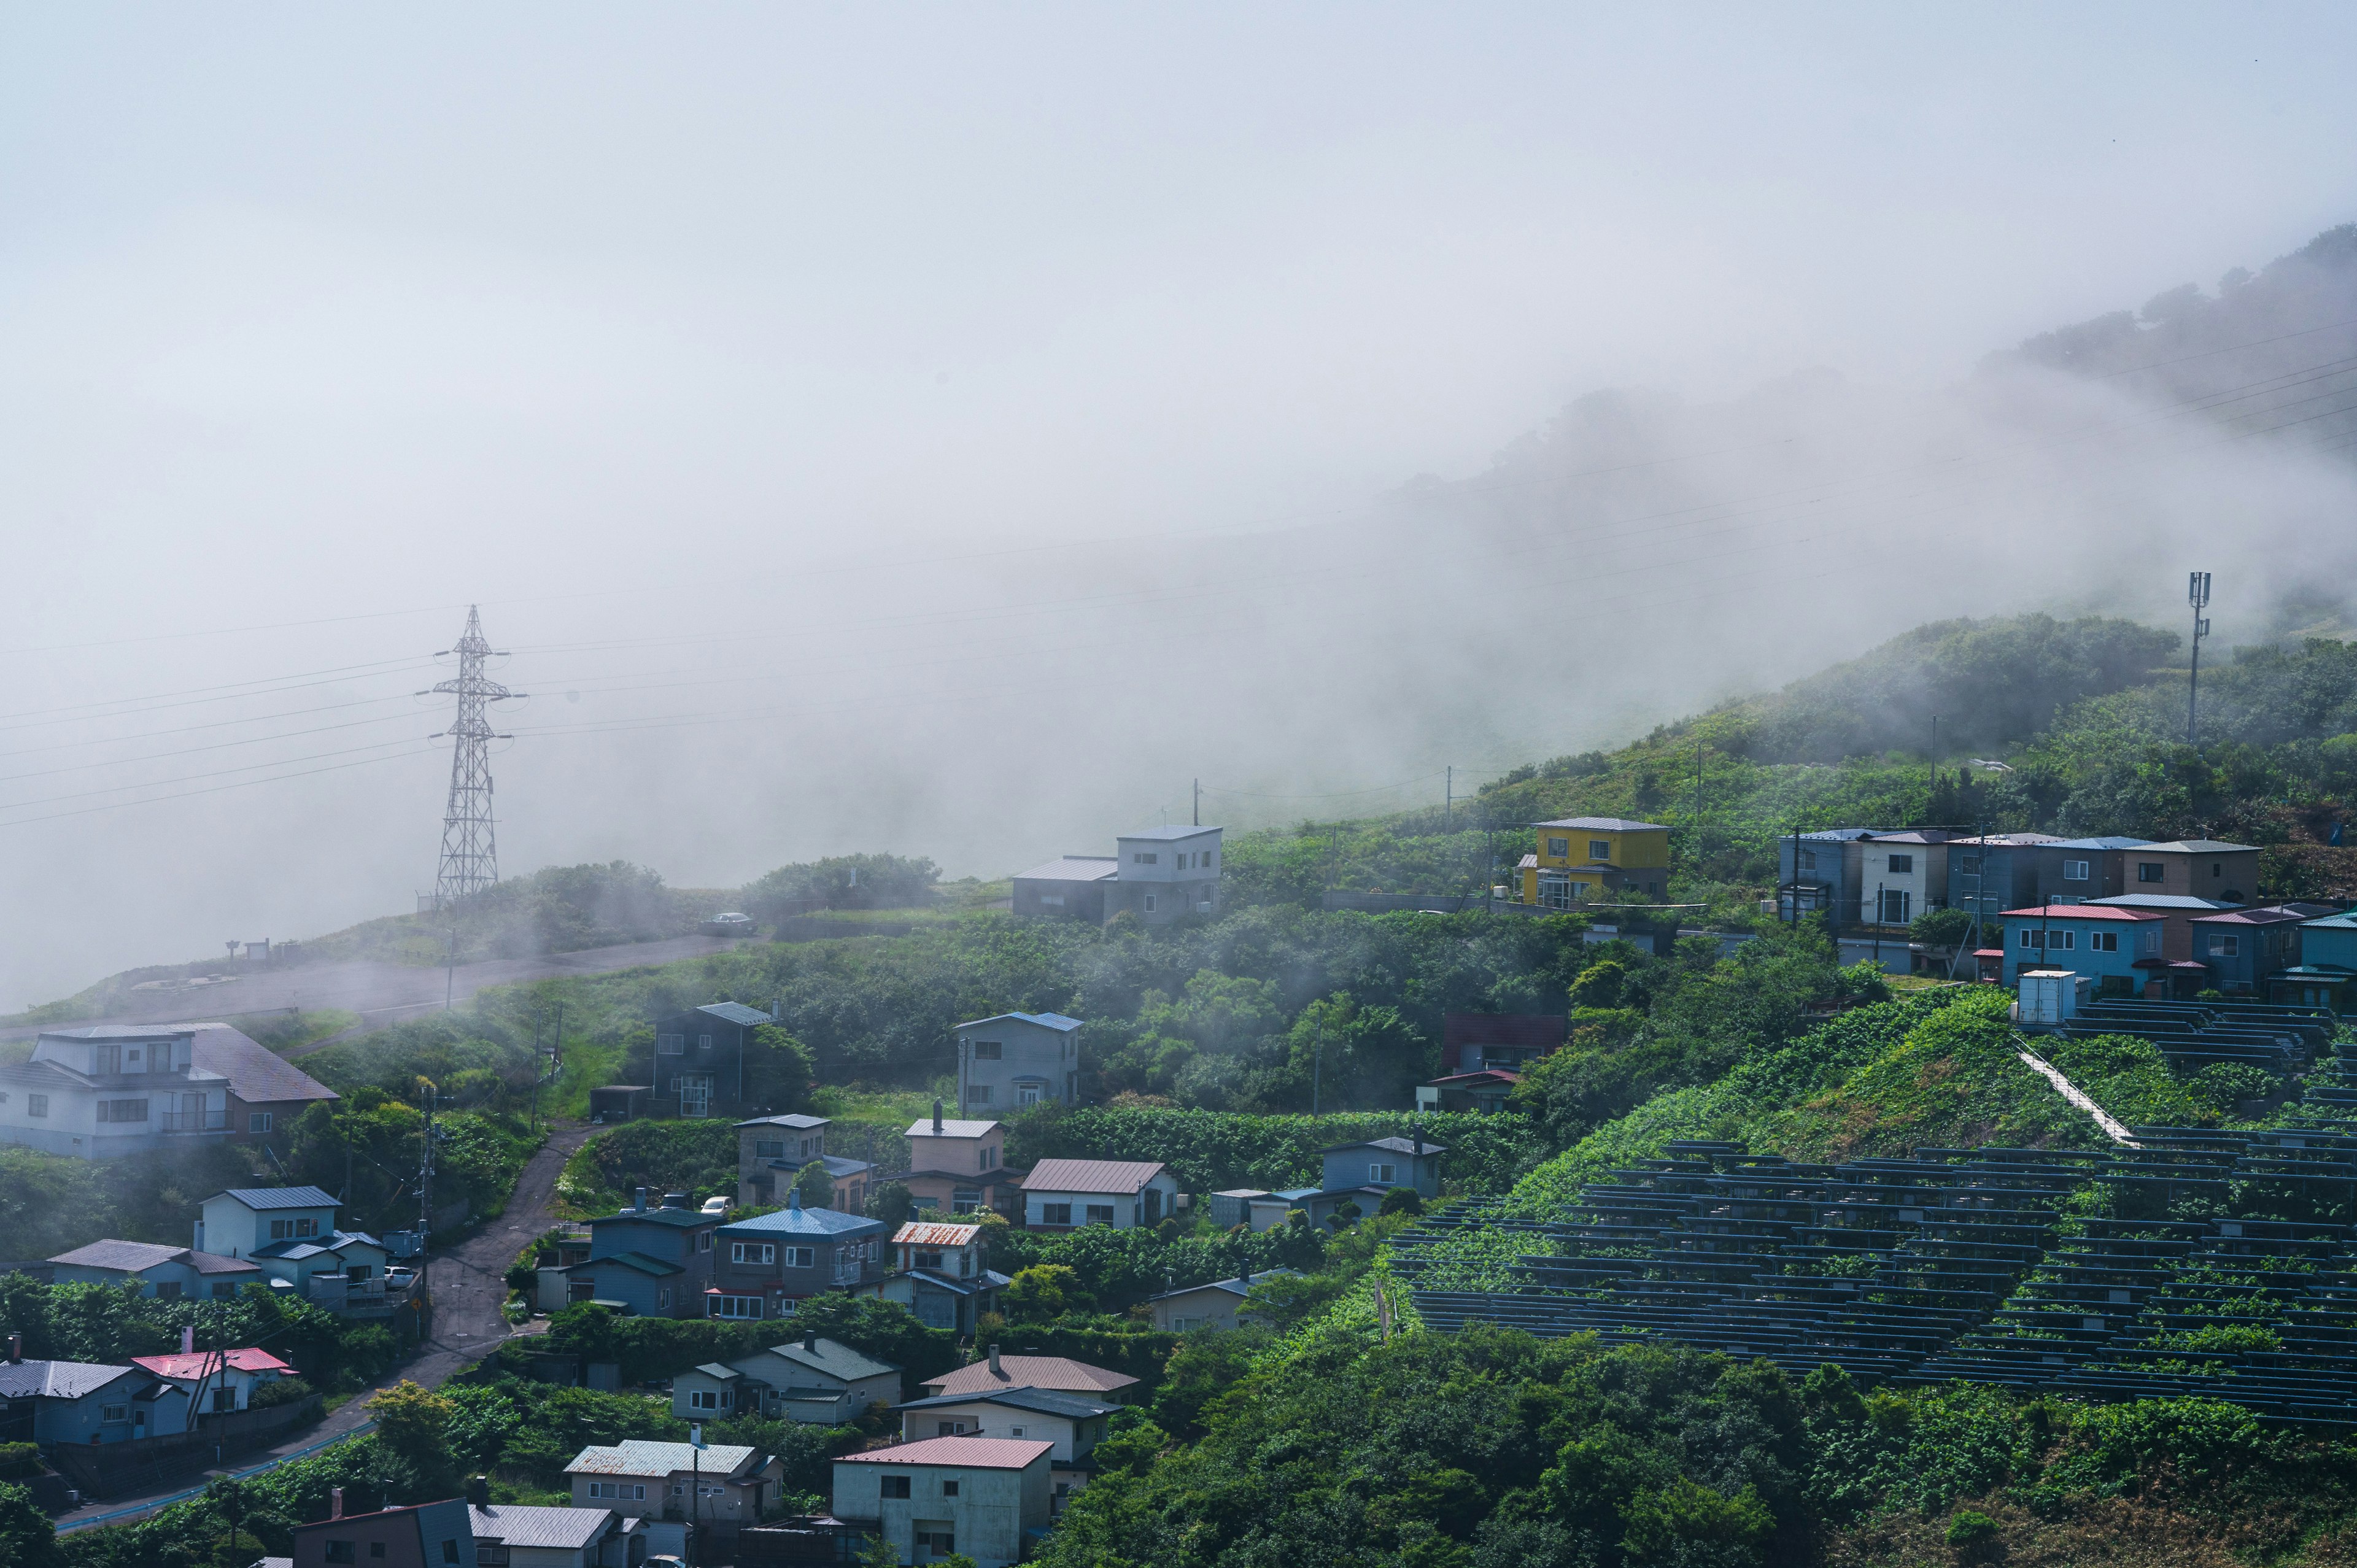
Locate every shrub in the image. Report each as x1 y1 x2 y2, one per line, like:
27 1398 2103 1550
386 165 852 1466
249 1377 315 1410
1944 1508 2000 1552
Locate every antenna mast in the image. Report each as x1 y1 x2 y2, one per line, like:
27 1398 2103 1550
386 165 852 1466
430 606 522 908
2186 571 2212 746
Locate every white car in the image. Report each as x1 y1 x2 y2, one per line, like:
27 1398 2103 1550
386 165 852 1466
701 911 755 937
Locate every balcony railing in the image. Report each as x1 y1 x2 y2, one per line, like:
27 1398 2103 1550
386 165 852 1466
160 1110 228 1133
306 1273 416 1315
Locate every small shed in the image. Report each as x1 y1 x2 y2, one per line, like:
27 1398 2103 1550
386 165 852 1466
589 1085 651 1122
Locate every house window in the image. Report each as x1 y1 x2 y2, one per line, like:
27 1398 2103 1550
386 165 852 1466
270 1218 320 1240
1876 890 1910 924
2053 930 2075 950
756 1140 785 1158
323 1544 356 1565
937 1420 968 1436
2090 932 2119 952
2213 934 2240 957
443 1543 461 1566
1799 849 1817 870
783 1246 815 1269
915 1249 944 1270
952 1189 983 1213
1369 1162 1396 1184
2137 863 2165 882
698 1034 714 1052
248 1112 273 1134
1085 1203 1115 1226
2063 860 2091 881
100 1404 128 1423
212 1388 237 1412
1143 894 1157 913
28 1095 48 1118
698 1232 713 1252
916 1532 955 1555
980 1145 998 1170
587 1483 648 1500
881 1476 911 1499
732 1242 776 1265
1886 854 1913 874
1134 852 1158 864
942 1480 960 1497
97 1099 149 1123
1546 837 1569 858
966 1085 994 1105
972 1041 1002 1060
1589 840 1612 860
1009 1425 1025 1437
689 1388 730 1410
657 1288 672 1310
1017 1084 1042 1106
2018 930 2038 949
658 1035 685 1056
1043 1203 1073 1226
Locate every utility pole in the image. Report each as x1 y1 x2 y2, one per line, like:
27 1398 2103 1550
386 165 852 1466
417 1079 438 1316
1692 741 1704 877
1311 1010 1324 1116
1445 766 1452 830
2187 571 2213 746
689 1423 703 1568
428 606 524 908
1193 778 1199 828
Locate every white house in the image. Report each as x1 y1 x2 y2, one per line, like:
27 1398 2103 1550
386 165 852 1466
0 1028 232 1157
891 1386 1117 1515
129 1343 294 1416
832 1435 1054 1568
954 1013 1082 1111
195 1186 389 1299
1018 1159 1177 1231
1105 825 1222 925
564 1439 782 1539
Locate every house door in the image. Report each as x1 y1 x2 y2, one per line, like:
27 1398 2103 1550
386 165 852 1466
913 1523 957 1562
681 1075 714 1117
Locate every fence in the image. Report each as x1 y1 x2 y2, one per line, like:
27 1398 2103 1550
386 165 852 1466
48 1395 328 1500
55 1417 373 1533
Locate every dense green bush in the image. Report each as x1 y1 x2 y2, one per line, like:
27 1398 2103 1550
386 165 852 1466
1007 1104 1544 1195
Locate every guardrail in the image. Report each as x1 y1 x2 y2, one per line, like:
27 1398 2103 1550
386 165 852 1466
56 1419 376 1534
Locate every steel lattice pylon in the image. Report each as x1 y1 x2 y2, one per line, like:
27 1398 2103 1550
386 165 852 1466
430 605 522 908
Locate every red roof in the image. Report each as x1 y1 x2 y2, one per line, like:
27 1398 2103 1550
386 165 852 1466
1019 1159 1166 1195
837 1436 1053 1470
131 1348 292 1381
1423 1070 1523 1087
893 1222 982 1248
2000 906 2161 921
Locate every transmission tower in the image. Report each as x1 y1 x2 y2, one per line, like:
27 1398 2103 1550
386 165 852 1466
428 606 523 908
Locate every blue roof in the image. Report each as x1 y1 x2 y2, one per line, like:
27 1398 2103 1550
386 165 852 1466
213 1186 338 1211
2087 894 2234 911
2044 836 2155 849
2304 912 2357 930
719 1204 885 1240
956 1011 1083 1033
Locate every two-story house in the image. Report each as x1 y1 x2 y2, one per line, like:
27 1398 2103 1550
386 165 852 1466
2001 905 2167 992
47 1239 261 1300
891 1386 1116 1514
565 1440 783 1544
0 1024 339 1160
2189 906 2308 995
562 1189 720 1318
733 1113 872 1211
707 1194 888 1321
1012 825 1223 929
290 1494 473 1568
649 1002 781 1120
1520 817 1671 908
670 1330 902 1426
832 1435 1054 1568
1297 1134 1446 1227
857 1221 1009 1333
1019 1159 1177 1232
2284 910 2357 1010
1851 831 1954 929
954 1013 1082 1113
2122 840 2262 905
195 1187 389 1302
887 1105 1026 1218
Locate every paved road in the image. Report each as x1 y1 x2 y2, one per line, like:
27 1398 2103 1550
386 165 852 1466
54 1123 599 1533
4 935 749 1045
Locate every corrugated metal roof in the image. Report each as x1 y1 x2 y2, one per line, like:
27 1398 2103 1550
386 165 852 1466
133 1348 293 1381
921 1356 1139 1398
1013 857 1120 884
48 1240 184 1273
720 1205 883 1239
592 1205 716 1228
954 1012 1083 1033
1020 1158 1165 1194
698 1002 776 1028
0 1360 136 1399
734 1113 829 1130
470 1505 611 1551
765 1337 900 1383
574 1251 681 1277
894 1386 1120 1418
2043 836 2156 849
1320 1135 1448 1156
2000 905 2162 921
1147 1267 1297 1303
2087 894 2233 910
1115 825 1222 842
2145 839 2259 854
567 1440 757 1477
188 1024 339 1106
2193 907 2307 925
893 1221 981 1248
214 1186 338 1211
905 1118 999 1139
1530 817 1670 832
186 1251 261 1275
837 1436 1055 1469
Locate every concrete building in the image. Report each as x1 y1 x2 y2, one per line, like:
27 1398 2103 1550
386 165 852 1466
673 1330 904 1425
290 1494 472 1568
885 1106 1024 1219
1522 817 1671 907
892 1386 1116 1513
562 1189 721 1318
1013 825 1223 928
954 1012 1082 1113
47 1239 261 1301
734 1113 872 1211
708 1195 889 1321
832 1435 1054 1568
1018 1159 1176 1231
467 1502 644 1568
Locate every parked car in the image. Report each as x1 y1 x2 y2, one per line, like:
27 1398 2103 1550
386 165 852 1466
702 912 756 937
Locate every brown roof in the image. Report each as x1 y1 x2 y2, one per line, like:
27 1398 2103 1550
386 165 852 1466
1020 1159 1165 1195
921 1356 1139 1399
837 1436 1055 1470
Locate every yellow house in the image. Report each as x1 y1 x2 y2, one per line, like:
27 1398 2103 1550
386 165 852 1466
1520 817 1671 908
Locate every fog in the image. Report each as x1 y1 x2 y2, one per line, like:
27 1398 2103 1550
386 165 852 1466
6 5 2357 1005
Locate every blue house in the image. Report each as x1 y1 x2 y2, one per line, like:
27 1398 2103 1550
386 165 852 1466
709 1196 891 1321
1998 905 2164 992
1294 1134 1449 1226
2283 911 2357 1010
1776 829 1884 927
0 1358 154 1445
2188 907 2305 995
563 1189 720 1317
1946 835 2064 933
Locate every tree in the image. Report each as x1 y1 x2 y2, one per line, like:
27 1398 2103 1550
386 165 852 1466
0 1480 57 1568
746 1025 816 1114
1003 1265 1086 1323
1908 907 1975 949
865 1182 914 1230
793 1161 836 1210
367 1381 455 1466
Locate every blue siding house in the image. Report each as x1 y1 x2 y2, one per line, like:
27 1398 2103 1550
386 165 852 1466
1998 905 2164 992
563 1189 721 1317
2283 911 2357 1010
2189 908 2305 995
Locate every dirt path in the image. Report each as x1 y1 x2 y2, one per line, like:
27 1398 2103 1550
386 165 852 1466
55 1123 600 1534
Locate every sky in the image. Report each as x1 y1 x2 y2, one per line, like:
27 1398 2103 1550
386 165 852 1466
3 4 2357 1004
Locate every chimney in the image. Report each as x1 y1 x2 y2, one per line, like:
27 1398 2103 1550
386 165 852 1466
635 1187 648 1213
788 1188 802 1212
181 1326 195 1355
932 1099 944 1135
330 1486 345 1520
192 1219 205 1253
803 1329 817 1353
771 998 783 1023
466 1475 489 1507
988 1343 1002 1378
6 1334 19 1364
